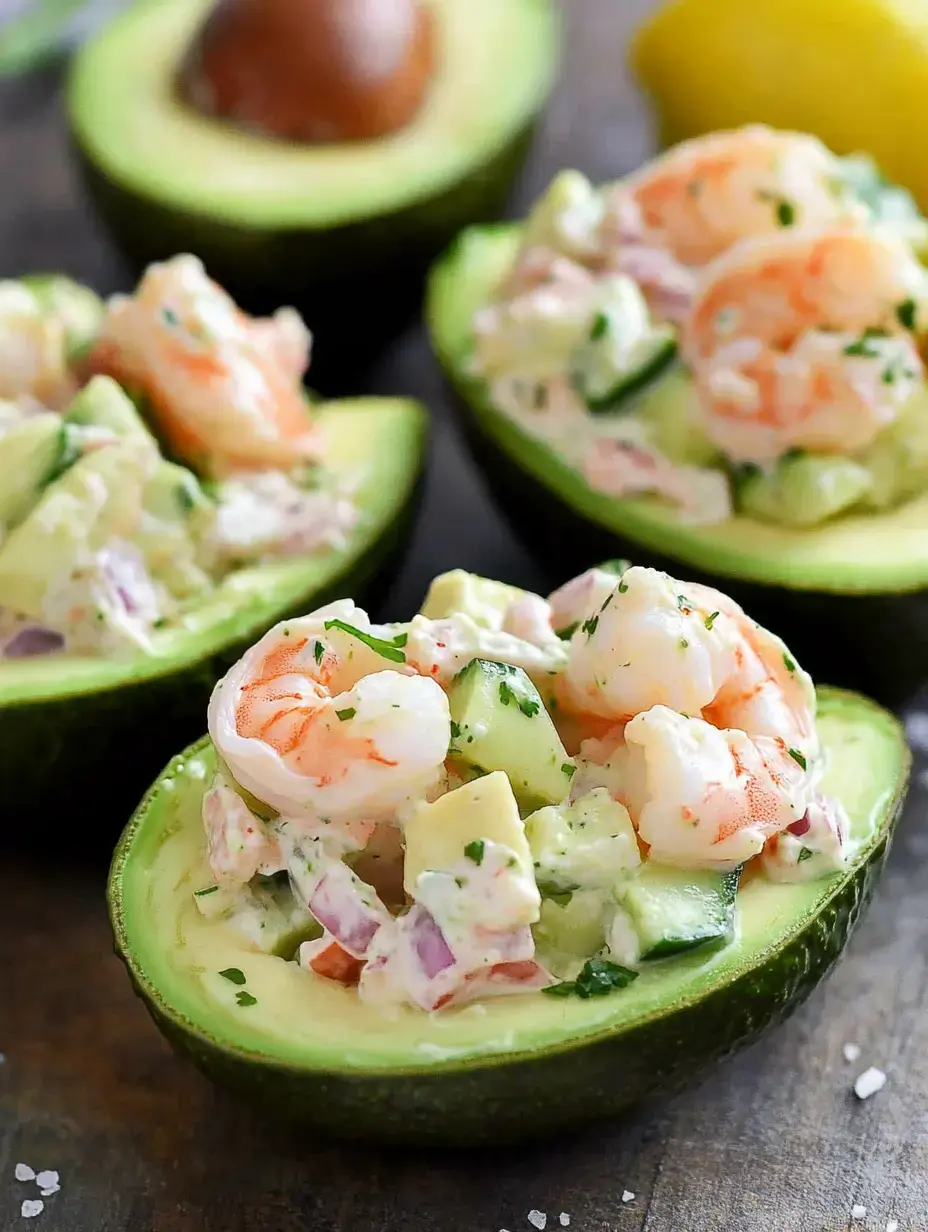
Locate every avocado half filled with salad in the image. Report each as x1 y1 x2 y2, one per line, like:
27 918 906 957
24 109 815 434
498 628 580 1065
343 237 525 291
109 561 908 1145
0 257 425 820
427 124 928 703
66 0 559 383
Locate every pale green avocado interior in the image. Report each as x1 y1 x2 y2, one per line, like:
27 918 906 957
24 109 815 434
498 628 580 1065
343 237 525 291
0 399 425 705
68 0 558 230
112 689 905 1072
428 225 928 595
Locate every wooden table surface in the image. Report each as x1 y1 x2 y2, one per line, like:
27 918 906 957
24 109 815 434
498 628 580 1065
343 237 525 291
2 3 928 1230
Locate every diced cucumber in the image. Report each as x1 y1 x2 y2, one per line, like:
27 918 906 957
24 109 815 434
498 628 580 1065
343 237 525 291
636 367 720 467
144 460 212 524
520 170 603 259
533 889 608 961
570 276 678 412
419 569 528 628
20 274 103 363
194 876 320 959
738 453 872 527
139 460 215 601
64 375 157 450
0 415 82 532
618 863 741 960
447 658 574 808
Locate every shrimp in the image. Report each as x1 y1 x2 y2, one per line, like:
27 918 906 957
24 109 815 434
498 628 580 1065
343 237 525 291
208 599 451 822
605 126 867 270
559 565 818 867
89 255 321 477
683 226 928 462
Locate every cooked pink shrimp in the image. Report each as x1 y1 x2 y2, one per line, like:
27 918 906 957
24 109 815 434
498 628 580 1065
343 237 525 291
208 599 450 822
682 226 928 463
605 125 866 269
89 255 321 477
559 566 818 867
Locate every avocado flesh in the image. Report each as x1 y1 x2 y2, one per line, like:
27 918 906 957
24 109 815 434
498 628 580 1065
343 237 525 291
66 0 559 386
109 688 907 1145
0 399 426 821
426 226 928 704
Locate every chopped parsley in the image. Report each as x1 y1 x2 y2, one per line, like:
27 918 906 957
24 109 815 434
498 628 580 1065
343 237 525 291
704 610 720 630
562 763 576 778
797 846 814 864
783 652 797 673
450 720 461 740
679 639 689 649
162 306 179 327
194 885 219 897
498 679 540 718
313 640 324 665
464 839 486 866
776 199 796 227
335 708 356 721
618 579 629 593
843 327 888 358
235 991 258 1007
589 311 610 341
896 298 917 331
556 622 579 640
581 615 599 637
788 747 807 770
323 619 407 663
676 593 691 612
219 968 246 986
542 959 639 999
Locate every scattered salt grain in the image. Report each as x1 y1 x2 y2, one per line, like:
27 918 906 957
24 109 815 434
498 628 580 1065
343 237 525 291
843 1043 861 1063
528 1213 547 1231
36 1171 59 1198
905 712 928 751
854 1066 887 1100
559 1216 570 1227
886 1221 899 1232
14 1165 35 1183
621 1191 635 1204
851 1205 867 1221
20 1200 43 1219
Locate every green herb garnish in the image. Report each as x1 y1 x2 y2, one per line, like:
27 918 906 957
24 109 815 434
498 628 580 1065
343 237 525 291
562 763 576 778
219 968 246 986
498 679 540 718
704 611 720 630
797 846 814 864
235 991 258 1007
323 619 407 663
335 708 356 722
783 653 796 673
194 885 219 897
450 720 461 740
589 311 610 341
788 748 807 770
581 615 599 637
897 298 917 331
556 622 578 640
618 579 629 593
843 327 888 358
776 200 795 227
464 839 486 866
542 959 639 999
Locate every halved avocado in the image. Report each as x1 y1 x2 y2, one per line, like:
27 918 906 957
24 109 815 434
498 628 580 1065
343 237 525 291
426 225 928 705
108 686 906 1145
0 399 426 823
66 0 559 389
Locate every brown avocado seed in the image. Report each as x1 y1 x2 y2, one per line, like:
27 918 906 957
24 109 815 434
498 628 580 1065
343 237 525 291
179 0 436 144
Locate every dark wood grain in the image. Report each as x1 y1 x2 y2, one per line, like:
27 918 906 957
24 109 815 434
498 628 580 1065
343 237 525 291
2 3 928 1229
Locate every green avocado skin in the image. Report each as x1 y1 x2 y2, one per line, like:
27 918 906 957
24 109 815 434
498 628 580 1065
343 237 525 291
70 127 535 392
109 760 902 1147
0 479 420 833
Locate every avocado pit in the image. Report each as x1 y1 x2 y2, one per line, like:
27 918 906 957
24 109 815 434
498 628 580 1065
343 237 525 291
179 0 436 144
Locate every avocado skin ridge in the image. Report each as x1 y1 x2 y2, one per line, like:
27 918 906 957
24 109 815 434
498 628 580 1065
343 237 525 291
69 127 536 394
107 691 908 1147
0 475 422 834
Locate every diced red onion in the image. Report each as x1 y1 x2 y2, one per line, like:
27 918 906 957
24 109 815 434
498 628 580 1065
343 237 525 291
787 813 812 837
408 907 456 979
4 625 65 659
309 874 382 957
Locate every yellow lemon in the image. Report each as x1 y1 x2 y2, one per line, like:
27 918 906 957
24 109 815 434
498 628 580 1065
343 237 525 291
631 0 928 210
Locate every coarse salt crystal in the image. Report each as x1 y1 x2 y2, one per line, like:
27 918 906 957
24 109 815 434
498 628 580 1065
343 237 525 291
528 1213 547 1230
854 1067 887 1100
843 1043 861 1063
14 1164 35 1183
559 1216 570 1228
851 1205 867 1221
21 1199 43 1219
622 1191 635 1203
35 1171 58 1197
886 1221 898 1232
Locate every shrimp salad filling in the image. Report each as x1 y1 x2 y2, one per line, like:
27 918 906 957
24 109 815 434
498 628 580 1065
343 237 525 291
197 564 850 1014
469 124 928 529
0 256 357 660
